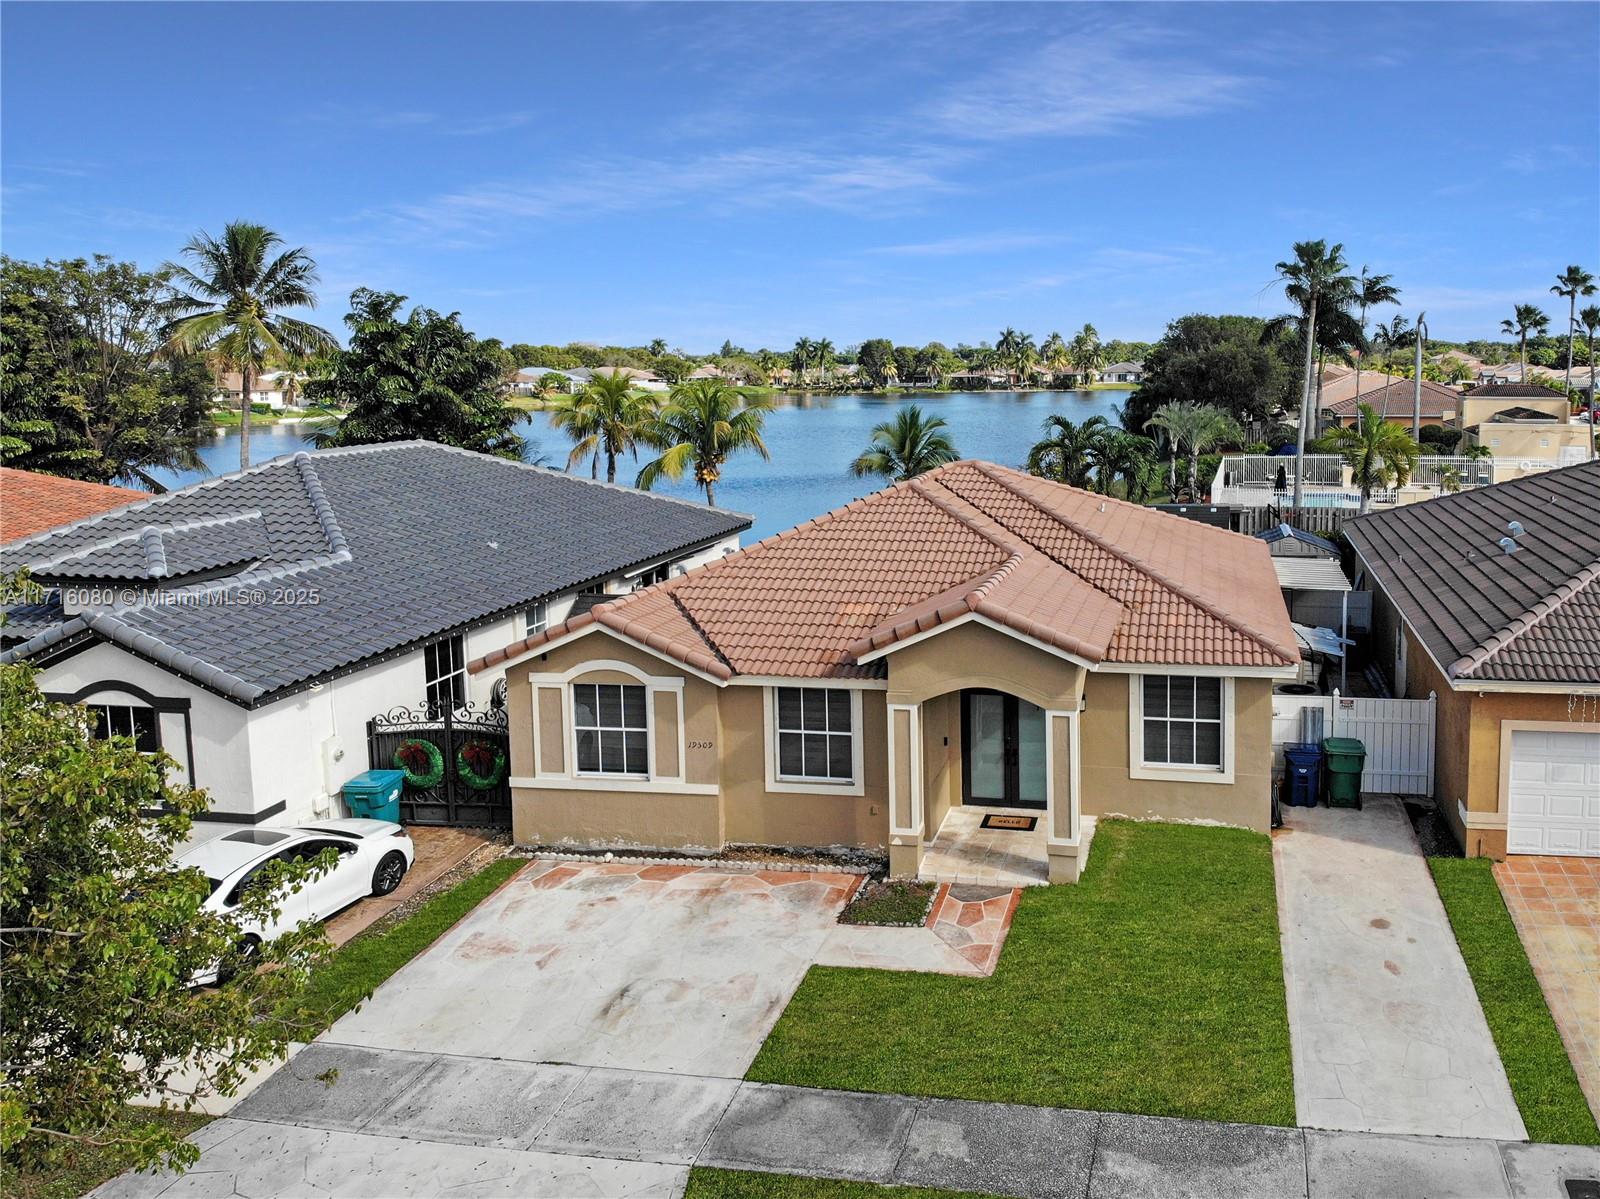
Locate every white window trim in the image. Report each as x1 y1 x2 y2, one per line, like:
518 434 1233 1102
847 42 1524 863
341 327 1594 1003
763 686 865 796
1128 674 1236 785
522 659 689 790
570 680 653 781
425 634 467 711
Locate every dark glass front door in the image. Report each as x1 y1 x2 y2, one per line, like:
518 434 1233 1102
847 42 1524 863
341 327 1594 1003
961 689 1047 809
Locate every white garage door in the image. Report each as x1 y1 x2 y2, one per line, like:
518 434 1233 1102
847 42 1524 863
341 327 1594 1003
1506 729 1600 857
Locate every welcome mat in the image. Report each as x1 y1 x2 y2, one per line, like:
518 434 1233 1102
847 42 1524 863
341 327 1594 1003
980 813 1038 832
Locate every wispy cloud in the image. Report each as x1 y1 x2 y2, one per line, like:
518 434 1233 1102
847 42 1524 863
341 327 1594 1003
925 21 1257 140
302 103 536 138
868 232 1068 257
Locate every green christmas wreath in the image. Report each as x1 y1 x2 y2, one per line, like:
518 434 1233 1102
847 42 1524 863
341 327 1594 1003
394 738 445 788
457 740 507 790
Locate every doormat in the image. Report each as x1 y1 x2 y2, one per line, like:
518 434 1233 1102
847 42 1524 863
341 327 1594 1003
980 813 1038 832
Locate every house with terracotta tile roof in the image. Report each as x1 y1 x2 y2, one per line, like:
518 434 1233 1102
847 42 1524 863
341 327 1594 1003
0 468 146 544
471 461 1299 884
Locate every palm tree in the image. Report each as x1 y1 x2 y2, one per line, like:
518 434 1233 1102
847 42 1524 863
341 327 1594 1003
1068 324 1102 385
995 328 1021 385
1500 304 1550 378
1025 414 1109 489
1141 402 1187 495
812 338 835 384
648 338 669 358
160 221 337 469
1040 332 1067 384
790 337 813 385
1369 315 1410 423
636 378 770 506
1551 266 1596 395
545 369 657 483
1577 303 1600 456
1088 431 1157 499
1272 239 1357 509
1352 267 1401 408
850 405 960 482
1325 404 1420 514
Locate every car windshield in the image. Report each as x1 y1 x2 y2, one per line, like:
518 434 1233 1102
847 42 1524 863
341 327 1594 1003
206 876 226 897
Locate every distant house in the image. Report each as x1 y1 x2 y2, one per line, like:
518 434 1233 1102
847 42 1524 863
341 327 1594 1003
570 366 669 392
0 468 145 544
1100 361 1145 384
1345 461 1600 858
1 442 749 835
215 370 307 411
1462 406 1593 469
1319 378 1462 429
512 368 586 395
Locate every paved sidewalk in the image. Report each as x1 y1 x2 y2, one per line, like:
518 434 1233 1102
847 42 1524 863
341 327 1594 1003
1275 798 1526 1139
97 1042 1600 1199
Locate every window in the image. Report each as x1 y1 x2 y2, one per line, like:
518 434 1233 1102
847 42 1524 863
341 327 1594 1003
424 635 466 714
525 600 548 637
88 704 159 753
573 683 648 775
1140 676 1224 769
775 687 854 782
634 562 672 588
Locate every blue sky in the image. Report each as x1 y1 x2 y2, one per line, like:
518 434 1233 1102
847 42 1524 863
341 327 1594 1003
3 2 1597 349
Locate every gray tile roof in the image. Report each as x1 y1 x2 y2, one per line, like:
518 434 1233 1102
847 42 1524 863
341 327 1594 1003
1344 460 1600 685
1 442 750 705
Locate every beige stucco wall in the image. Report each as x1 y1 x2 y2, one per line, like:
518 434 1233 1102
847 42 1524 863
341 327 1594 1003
1458 395 1568 428
1465 422 1589 464
1078 673 1276 832
884 621 1085 709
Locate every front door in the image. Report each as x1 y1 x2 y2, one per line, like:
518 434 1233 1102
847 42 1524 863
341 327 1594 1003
961 690 1047 809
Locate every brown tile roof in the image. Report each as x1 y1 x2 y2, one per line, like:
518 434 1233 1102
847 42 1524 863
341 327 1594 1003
1464 383 1569 399
1321 378 1462 420
1344 460 1600 685
0 468 146 544
473 461 1297 680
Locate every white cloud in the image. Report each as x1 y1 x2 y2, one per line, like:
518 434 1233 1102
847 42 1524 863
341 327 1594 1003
868 232 1069 257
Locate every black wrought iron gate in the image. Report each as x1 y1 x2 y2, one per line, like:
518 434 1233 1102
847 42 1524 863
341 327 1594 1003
367 700 511 827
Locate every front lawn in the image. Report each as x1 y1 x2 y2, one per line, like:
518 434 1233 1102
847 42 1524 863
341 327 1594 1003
1429 858 1600 1145
686 1169 1003 1199
748 820 1294 1126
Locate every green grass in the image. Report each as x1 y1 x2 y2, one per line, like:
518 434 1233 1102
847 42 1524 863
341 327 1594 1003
280 856 525 1038
1428 858 1599 1145
1 1108 211 1199
748 820 1295 1126
685 1168 1005 1199
839 880 935 926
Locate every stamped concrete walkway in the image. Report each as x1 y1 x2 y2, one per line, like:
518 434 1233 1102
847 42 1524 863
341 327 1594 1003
97 1042 1600 1199
1275 798 1526 1140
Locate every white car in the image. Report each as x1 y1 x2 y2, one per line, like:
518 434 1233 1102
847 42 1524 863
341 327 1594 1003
179 819 415 983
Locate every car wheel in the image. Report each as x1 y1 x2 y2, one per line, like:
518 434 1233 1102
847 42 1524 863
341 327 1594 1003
216 934 260 985
371 851 408 897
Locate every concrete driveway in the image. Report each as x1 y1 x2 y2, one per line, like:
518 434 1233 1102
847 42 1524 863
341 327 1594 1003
326 860 859 1078
1274 799 1526 1140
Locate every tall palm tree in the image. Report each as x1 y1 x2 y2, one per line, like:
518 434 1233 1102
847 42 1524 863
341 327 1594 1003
995 328 1021 384
1088 431 1157 499
1025 414 1109 489
637 378 770 506
1550 265 1596 394
648 338 669 358
160 221 337 469
545 369 657 483
812 338 835 383
1577 303 1600 456
1040 332 1068 383
790 337 813 384
1325 404 1420 514
1068 324 1102 385
1368 315 1410 423
1352 266 1401 408
1500 303 1550 378
850 404 960 482
1141 402 1187 495
1272 240 1357 509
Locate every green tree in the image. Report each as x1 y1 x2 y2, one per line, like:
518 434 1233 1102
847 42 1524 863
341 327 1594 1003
1070 324 1104 383
1026 414 1109 489
850 404 960 482
1322 404 1420 514
652 354 693 386
1271 240 1357 508
1143 401 1243 500
790 337 813 384
1500 303 1551 378
305 289 524 458
1088 430 1158 500
0 256 214 488
544 369 657 482
636 379 770 506
1550 265 1596 395
160 222 337 470
856 338 896 389
1577 303 1600 455
1123 314 1292 433
648 338 668 357
1351 266 1401 409
0 660 329 1175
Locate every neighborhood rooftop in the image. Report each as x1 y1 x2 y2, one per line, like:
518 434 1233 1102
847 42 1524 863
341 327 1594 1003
1320 377 1464 419
474 459 1298 680
1 441 750 704
0 468 146 544
1344 459 1600 685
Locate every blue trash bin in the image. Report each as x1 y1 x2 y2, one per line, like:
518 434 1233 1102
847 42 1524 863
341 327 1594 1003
1282 742 1325 807
342 768 407 824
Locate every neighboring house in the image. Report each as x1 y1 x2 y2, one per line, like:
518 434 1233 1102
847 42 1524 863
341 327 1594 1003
1345 460 1600 859
1254 523 1361 689
470 461 1298 883
215 370 307 411
0 469 145 543
1458 383 1571 427
511 367 587 395
0 442 749 831
1319 378 1463 429
1461 406 1593 470
568 366 669 392
1100 361 1144 384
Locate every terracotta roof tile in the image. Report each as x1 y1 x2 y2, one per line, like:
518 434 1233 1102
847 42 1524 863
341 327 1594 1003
475 461 1298 679
0 468 145 544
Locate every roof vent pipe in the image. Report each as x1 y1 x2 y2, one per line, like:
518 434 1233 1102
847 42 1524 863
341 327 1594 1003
1497 536 1519 555
1506 520 1525 537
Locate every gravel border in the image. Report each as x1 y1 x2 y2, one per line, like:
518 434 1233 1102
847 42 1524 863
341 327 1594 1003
836 879 941 927
516 845 880 877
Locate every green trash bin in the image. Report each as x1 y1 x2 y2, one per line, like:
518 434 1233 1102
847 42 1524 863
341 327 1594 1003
1321 737 1366 808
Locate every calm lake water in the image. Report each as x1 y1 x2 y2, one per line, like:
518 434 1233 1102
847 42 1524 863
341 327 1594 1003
151 389 1134 541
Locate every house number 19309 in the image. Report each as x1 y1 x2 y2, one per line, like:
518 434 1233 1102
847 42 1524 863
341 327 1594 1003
686 740 714 750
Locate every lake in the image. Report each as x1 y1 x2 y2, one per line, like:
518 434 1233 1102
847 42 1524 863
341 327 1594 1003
151 389 1135 541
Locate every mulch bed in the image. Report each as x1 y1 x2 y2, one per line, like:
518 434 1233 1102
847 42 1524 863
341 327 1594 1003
838 879 938 926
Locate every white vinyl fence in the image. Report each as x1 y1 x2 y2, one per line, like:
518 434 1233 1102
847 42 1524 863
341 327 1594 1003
1270 690 1436 797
